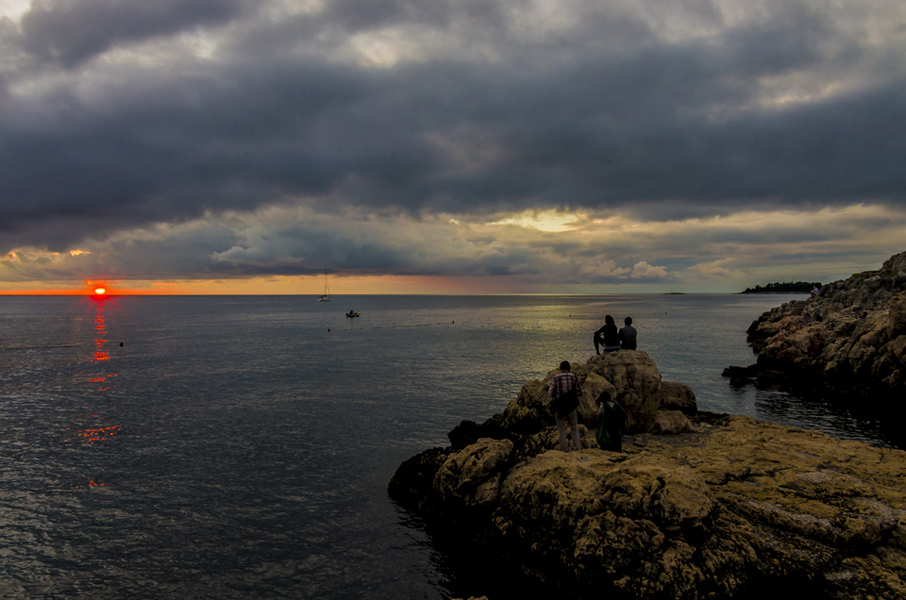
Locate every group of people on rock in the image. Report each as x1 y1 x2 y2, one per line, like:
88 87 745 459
547 314 638 454
593 315 636 354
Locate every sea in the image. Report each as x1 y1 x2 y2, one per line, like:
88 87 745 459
0 294 899 599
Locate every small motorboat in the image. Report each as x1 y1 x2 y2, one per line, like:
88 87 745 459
345 311 361 318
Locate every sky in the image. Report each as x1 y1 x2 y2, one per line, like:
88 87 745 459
1 0 904 294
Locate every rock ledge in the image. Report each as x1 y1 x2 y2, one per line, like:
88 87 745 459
726 250 906 399
390 353 906 599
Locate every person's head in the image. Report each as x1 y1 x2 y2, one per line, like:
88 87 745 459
559 360 571 371
596 389 611 405
605 314 615 326
624 316 632 326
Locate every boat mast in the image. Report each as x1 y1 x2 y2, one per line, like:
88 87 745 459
317 269 331 301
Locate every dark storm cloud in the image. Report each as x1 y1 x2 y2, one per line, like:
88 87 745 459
0 58 384 249
1 0 905 256
319 0 455 31
20 0 255 67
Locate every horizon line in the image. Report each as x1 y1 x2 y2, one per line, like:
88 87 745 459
0 291 797 297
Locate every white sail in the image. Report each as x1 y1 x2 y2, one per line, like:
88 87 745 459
317 269 330 301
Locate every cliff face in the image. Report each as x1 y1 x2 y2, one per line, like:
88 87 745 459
741 250 906 395
389 352 906 600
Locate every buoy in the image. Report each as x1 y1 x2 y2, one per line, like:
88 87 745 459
120 342 123 347
328 328 331 332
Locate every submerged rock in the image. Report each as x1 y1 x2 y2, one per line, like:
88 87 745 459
730 250 906 399
390 351 906 600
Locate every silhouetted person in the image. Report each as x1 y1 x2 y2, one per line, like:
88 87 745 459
548 360 583 452
595 390 626 452
618 317 637 350
594 315 620 354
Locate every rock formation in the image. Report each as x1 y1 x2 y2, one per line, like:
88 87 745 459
390 351 906 600
447 350 696 449
727 250 906 398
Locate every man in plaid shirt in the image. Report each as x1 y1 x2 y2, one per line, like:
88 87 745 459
548 360 583 451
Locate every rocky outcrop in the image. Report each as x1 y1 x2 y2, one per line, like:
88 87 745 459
730 250 906 398
391 414 906 599
443 351 697 456
502 350 694 435
652 381 698 414
390 349 906 599
650 410 694 434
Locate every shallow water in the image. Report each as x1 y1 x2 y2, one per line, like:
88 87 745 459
0 294 896 599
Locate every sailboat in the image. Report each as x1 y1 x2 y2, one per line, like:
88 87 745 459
317 269 330 301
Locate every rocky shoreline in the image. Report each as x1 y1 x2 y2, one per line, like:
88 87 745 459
389 351 906 599
724 250 906 401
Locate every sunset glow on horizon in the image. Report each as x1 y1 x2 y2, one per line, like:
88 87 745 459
0 0 904 295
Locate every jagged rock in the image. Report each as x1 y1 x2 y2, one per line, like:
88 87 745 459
650 410 694 435
433 438 514 509
891 291 906 337
580 351 662 432
652 381 697 414
721 364 759 387
390 343 906 599
511 423 599 464
448 416 505 450
392 414 906 600
507 351 693 435
731 250 906 397
387 447 452 511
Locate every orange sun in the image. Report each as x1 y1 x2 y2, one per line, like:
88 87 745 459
87 281 111 298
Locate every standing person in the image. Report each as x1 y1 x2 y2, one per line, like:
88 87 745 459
548 360 583 452
618 316 637 350
594 315 621 354
595 390 627 452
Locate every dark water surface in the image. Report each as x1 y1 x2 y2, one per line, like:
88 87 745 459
0 295 896 599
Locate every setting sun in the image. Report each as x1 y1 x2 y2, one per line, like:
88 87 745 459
87 281 112 297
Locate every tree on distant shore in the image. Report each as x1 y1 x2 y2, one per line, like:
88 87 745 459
741 281 822 294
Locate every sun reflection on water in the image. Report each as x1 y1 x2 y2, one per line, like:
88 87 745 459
93 306 110 361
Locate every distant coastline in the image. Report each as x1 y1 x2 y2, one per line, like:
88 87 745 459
739 281 821 294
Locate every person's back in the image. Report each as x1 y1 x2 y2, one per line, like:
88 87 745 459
548 360 583 451
595 390 626 452
618 317 637 350
594 315 621 354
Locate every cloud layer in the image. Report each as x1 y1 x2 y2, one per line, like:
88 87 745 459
4 204 905 292
1 0 905 291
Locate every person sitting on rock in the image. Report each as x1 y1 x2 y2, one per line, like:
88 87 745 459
618 316 637 350
595 390 627 452
594 315 621 354
548 360 583 452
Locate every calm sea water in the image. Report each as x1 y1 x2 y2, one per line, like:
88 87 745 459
0 295 897 599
